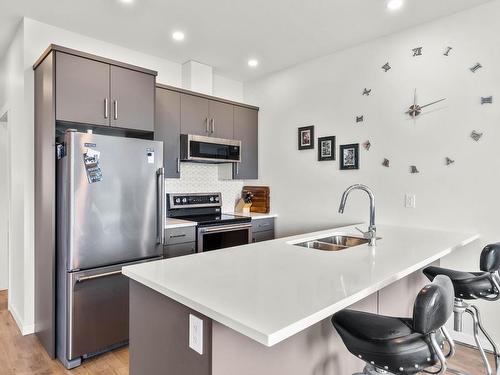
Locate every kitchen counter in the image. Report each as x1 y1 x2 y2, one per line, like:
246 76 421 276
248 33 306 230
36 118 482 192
227 212 278 220
165 218 197 229
123 224 478 347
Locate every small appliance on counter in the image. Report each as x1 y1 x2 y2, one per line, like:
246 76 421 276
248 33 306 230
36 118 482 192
167 192 252 252
242 186 270 213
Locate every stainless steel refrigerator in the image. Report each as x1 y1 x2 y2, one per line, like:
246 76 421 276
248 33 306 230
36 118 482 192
56 130 165 369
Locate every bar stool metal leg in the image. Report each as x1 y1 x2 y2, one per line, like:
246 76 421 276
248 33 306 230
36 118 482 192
468 305 500 375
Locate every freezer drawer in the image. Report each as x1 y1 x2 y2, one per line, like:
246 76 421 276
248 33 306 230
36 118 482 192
67 264 130 360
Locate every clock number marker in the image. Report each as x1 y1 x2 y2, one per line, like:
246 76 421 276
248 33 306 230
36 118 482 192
445 157 455 166
444 47 453 56
363 140 371 151
356 115 364 123
481 96 493 105
410 166 420 174
382 62 391 72
412 47 423 57
362 88 372 96
471 130 483 141
470 63 483 73
382 159 390 168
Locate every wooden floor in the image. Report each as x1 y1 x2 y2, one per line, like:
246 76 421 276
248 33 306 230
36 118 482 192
0 290 495 374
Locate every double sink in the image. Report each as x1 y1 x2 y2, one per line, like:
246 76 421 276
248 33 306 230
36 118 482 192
294 235 372 252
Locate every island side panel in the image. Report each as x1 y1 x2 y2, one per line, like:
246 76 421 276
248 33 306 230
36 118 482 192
378 263 438 317
211 293 377 375
129 280 212 375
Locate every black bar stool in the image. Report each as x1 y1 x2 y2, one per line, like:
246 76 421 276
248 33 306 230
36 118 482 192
332 275 455 375
423 243 500 375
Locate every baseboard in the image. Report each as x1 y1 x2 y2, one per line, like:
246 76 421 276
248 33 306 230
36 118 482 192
9 304 35 336
451 329 496 352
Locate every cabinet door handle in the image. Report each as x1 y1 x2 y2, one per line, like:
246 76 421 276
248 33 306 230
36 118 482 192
113 100 118 120
211 118 215 133
104 99 109 119
170 234 187 238
176 158 181 174
205 118 209 133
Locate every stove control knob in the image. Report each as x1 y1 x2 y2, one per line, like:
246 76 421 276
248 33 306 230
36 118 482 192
175 198 181 204
210 197 214 202
182 198 187 204
215 196 220 202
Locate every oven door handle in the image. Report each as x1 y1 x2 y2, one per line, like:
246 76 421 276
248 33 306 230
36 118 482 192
200 223 252 234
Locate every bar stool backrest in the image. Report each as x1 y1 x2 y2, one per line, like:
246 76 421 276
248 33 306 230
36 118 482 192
413 275 454 335
480 243 500 273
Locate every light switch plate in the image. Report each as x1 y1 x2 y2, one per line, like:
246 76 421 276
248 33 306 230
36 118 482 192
189 314 203 355
405 194 416 209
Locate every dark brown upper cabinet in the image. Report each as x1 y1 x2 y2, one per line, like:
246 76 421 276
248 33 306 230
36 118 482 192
110 66 155 131
233 106 258 180
180 93 210 136
155 87 181 178
209 100 234 139
54 50 155 131
56 52 110 127
180 94 234 139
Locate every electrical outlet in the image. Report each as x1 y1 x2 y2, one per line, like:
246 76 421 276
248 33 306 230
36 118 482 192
405 194 416 209
189 314 203 355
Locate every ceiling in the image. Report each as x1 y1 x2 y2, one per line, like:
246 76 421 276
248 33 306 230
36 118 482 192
0 0 494 81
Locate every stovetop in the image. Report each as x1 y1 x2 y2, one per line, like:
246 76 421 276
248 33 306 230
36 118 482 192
176 213 251 227
166 193 251 227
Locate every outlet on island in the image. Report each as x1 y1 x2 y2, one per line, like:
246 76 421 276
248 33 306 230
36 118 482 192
405 194 416 209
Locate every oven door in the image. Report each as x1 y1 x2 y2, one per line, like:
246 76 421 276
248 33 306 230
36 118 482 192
197 223 252 252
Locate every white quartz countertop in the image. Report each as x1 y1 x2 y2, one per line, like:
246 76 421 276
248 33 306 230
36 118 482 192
123 224 479 347
225 212 278 220
165 218 197 229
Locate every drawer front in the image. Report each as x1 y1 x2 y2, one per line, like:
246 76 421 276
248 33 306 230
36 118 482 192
164 242 196 258
165 226 196 245
252 218 275 233
252 230 275 243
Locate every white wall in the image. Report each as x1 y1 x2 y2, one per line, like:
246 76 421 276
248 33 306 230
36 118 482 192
0 17 244 334
244 0 500 346
0 118 8 291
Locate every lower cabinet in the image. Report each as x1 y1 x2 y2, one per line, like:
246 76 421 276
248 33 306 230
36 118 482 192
164 226 196 258
252 218 275 243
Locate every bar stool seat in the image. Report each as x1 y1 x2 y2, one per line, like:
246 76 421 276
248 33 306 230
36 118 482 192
423 266 494 299
333 310 441 374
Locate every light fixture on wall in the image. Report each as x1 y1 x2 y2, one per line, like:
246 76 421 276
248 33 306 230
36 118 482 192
172 31 185 42
387 0 403 11
248 59 259 68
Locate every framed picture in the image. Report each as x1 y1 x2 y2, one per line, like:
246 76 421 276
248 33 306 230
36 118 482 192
318 136 336 161
339 143 359 170
298 126 314 150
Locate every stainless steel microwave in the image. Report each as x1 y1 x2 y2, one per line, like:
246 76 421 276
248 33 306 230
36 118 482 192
180 134 241 163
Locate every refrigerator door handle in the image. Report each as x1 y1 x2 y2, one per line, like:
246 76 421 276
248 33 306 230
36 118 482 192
157 167 166 244
75 270 122 283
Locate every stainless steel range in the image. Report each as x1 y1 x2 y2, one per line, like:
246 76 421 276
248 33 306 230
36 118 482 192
167 193 252 252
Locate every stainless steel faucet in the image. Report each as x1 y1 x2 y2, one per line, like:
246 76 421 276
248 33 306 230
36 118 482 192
338 184 377 246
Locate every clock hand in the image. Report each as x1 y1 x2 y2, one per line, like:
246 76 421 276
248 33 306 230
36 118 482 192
419 98 447 109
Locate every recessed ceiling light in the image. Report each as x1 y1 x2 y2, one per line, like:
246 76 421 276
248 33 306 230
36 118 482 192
248 59 259 68
387 0 403 11
118 0 134 5
172 31 185 42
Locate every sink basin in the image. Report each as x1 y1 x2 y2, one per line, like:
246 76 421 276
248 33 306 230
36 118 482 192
294 235 370 252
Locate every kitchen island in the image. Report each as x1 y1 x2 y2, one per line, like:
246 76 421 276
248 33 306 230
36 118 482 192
122 224 479 375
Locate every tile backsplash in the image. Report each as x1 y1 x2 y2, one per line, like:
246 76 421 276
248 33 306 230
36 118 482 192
166 163 244 213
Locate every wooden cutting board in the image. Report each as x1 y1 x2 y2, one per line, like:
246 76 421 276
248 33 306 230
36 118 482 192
242 186 270 213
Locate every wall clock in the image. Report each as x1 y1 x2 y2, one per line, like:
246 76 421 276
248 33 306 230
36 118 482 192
357 45 492 173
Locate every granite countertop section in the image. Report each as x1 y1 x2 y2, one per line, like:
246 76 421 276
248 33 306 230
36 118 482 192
124 224 478 347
